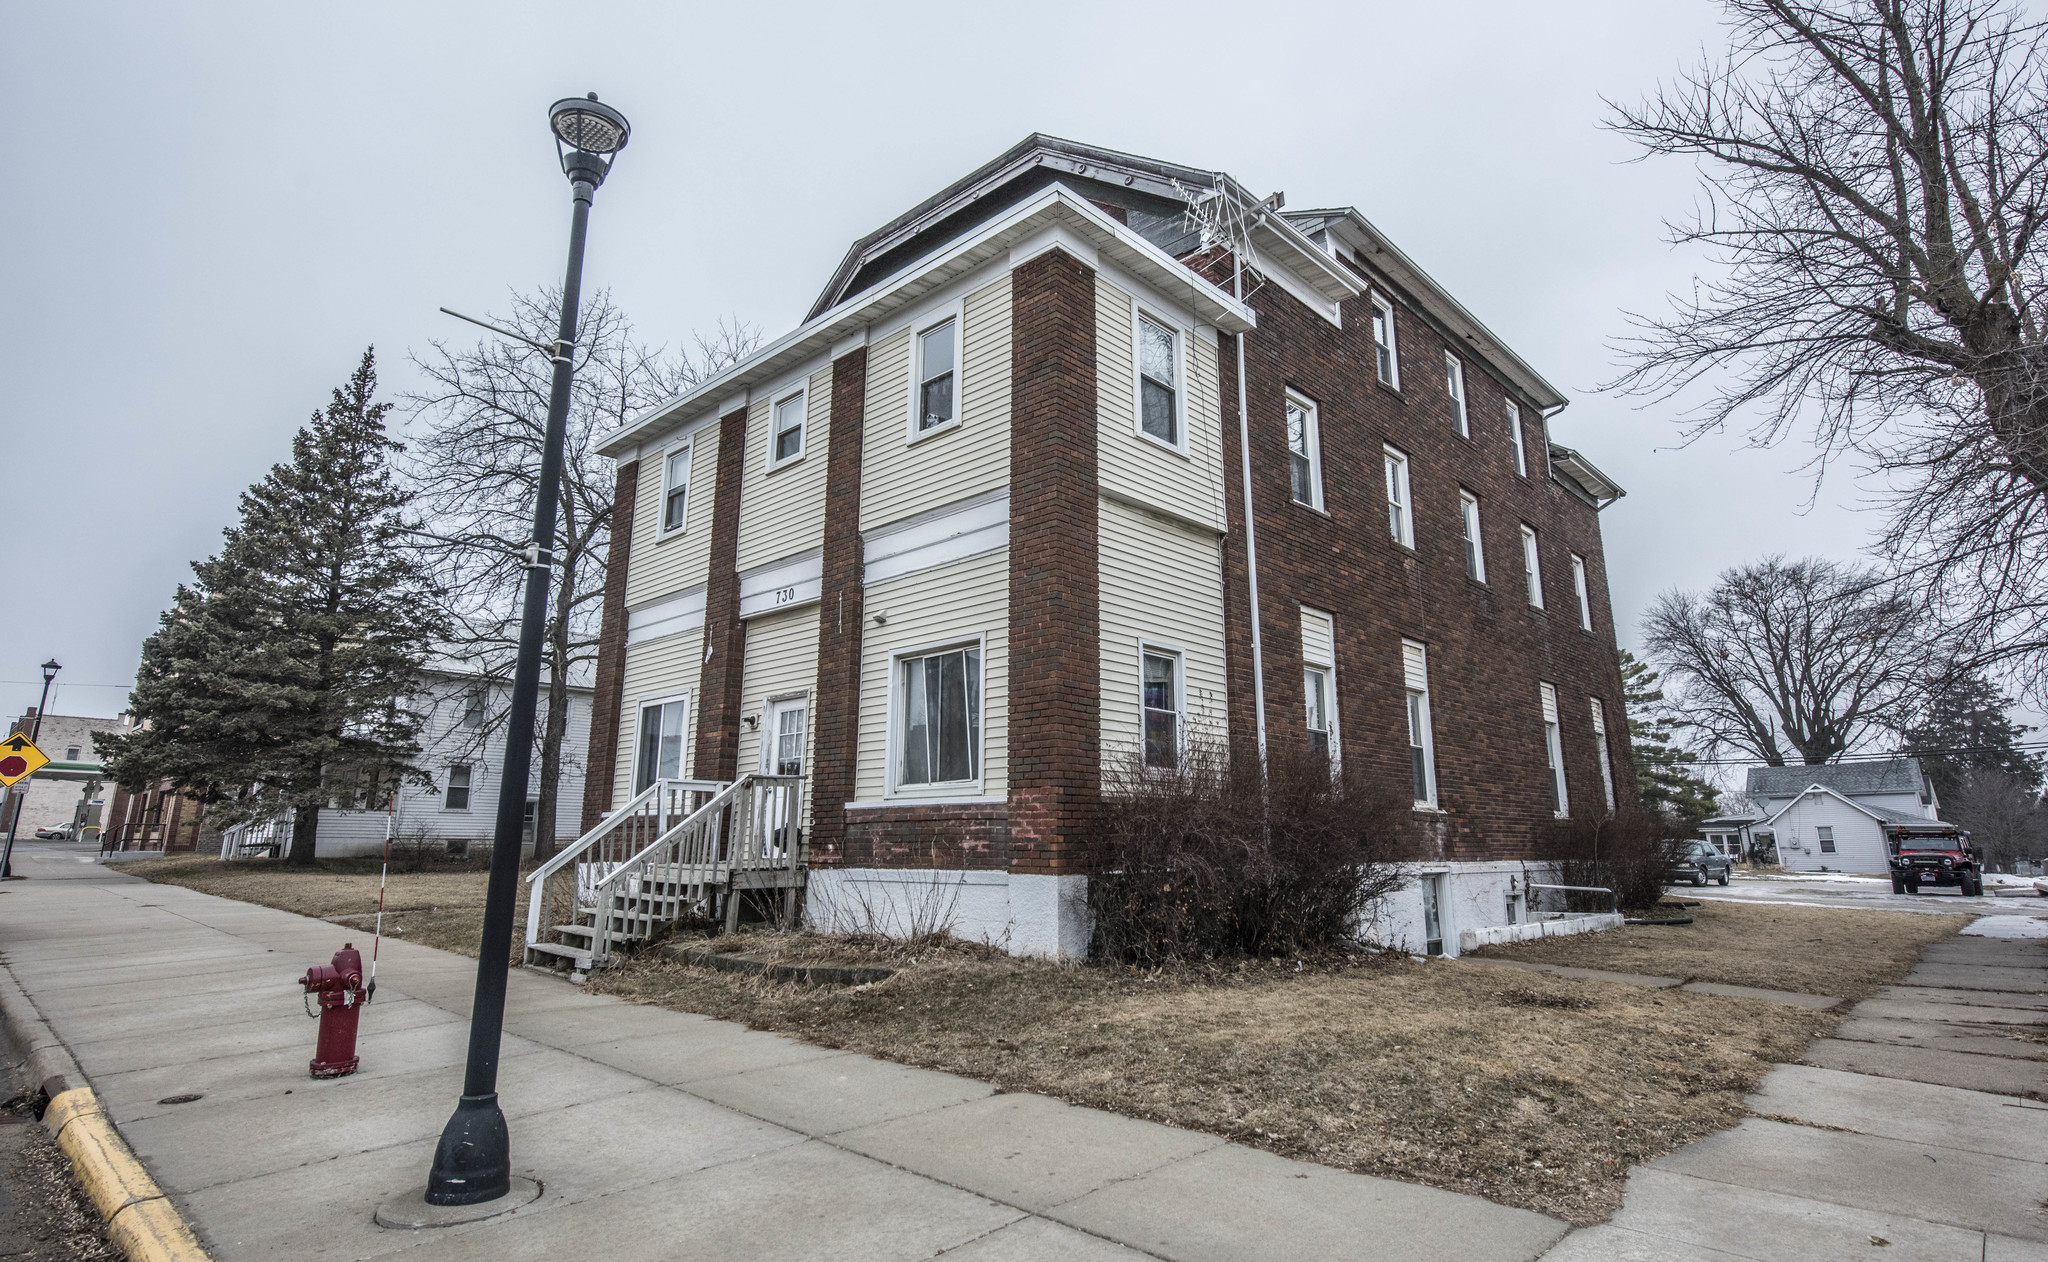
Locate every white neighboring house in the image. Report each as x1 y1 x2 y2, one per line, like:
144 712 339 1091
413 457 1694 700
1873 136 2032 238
1743 758 1946 875
221 667 593 859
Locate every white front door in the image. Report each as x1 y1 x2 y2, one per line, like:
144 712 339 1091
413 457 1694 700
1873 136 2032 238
762 697 807 777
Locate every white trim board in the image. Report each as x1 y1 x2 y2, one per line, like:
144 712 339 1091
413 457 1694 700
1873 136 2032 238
626 586 707 646
863 491 1010 585
738 549 824 620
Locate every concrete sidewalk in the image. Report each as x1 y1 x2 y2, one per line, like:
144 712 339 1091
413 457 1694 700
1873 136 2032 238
0 844 1567 1262
1546 923 2048 1260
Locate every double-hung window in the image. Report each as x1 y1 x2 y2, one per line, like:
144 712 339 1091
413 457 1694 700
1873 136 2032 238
1507 400 1528 477
1403 639 1437 807
1459 492 1486 582
1302 607 1338 771
1138 313 1179 445
1371 295 1398 387
1384 447 1413 547
635 695 689 793
1570 554 1592 630
770 388 806 466
1817 826 1836 854
915 315 957 433
1540 682 1569 818
461 690 487 730
661 443 692 534
444 765 472 811
899 645 981 787
1141 649 1181 770
1590 698 1617 813
1286 392 1322 509
1445 353 1468 437
1521 525 1544 608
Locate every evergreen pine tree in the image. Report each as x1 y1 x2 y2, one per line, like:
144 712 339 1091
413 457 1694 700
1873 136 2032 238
1619 649 1721 823
1902 665 2043 803
103 350 443 864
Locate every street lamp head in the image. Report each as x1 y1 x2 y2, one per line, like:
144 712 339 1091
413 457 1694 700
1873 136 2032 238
549 93 630 190
39 659 59 683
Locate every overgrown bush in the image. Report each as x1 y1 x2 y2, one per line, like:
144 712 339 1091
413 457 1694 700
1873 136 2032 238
1088 741 1412 964
1536 812 1694 911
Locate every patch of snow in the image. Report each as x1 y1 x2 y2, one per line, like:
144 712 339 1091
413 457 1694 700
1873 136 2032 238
1961 915 2048 938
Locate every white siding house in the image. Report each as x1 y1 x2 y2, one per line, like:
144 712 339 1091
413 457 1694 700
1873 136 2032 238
1744 758 1945 875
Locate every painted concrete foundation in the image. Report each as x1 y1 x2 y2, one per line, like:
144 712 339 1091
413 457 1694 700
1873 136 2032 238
1458 913 1624 954
805 868 1093 959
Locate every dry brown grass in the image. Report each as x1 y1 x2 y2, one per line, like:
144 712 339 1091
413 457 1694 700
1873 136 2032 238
1473 900 1972 1000
589 929 1842 1225
115 862 1956 1225
120 854 528 961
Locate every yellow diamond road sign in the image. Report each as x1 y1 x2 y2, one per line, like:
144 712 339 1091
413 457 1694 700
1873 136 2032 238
0 734 49 787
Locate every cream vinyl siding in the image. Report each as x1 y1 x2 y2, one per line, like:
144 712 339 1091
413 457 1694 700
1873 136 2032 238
1096 278 1226 530
855 548 1009 800
737 368 833 572
861 274 1012 532
735 605 822 776
610 628 703 809
625 424 720 608
1099 497 1227 760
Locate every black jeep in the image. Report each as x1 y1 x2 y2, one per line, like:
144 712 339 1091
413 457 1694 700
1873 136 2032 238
1886 823 1982 896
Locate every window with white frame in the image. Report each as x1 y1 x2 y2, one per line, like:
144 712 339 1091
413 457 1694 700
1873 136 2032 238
1371 295 1398 387
661 443 692 534
898 644 981 787
1571 554 1592 630
1384 447 1413 547
1817 825 1836 854
1590 697 1617 813
1302 607 1338 771
634 695 689 793
1540 682 1569 817
1445 352 1468 437
770 388 806 466
915 315 957 433
444 765 472 811
1403 639 1437 807
461 689 487 730
1459 491 1486 582
1521 525 1544 608
1137 313 1179 445
1507 400 1528 477
1286 392 1322 509
1141 648 1181 770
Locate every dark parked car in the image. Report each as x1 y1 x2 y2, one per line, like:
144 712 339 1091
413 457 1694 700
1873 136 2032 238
1886 823 1982 895
1666 840 1733 887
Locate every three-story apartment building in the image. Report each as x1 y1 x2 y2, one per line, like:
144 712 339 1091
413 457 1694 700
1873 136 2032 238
583 136 1632 958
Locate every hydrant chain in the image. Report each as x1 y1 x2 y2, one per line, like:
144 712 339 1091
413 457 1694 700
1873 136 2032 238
297 942 368 1078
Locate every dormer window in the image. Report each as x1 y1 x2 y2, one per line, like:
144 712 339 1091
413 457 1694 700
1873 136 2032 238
916 317 956 432
1138 313 1179 445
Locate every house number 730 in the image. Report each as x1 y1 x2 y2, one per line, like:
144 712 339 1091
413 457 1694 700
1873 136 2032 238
773 586 797 605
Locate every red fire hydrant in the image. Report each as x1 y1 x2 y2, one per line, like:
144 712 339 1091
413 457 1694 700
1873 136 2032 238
298 943 367 1078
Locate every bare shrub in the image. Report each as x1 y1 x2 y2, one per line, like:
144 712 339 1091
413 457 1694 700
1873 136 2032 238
811 835 968 949
1089 741 1413 964
1537 813 1694 911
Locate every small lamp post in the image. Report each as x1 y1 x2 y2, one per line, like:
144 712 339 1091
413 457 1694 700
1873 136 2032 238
420 94 629 1210
1 659 61 878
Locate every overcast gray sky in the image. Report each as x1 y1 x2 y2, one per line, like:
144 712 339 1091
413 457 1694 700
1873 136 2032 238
2 0 1885 730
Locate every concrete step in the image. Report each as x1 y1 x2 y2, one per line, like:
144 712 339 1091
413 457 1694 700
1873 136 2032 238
524 942 592 967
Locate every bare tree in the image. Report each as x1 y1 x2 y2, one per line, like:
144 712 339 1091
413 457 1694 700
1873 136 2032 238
1947 768 2048 869
1608 0 2048 694
406 289 756 859
1644 555 1938 764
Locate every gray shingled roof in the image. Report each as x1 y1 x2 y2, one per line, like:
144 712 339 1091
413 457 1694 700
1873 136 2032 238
1746 758 1925 800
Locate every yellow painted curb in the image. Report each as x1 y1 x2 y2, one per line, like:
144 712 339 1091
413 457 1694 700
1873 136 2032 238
43 1087 211 1262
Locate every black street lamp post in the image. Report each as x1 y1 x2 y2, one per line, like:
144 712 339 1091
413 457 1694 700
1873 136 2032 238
422 94 630 1208
1 659 61 879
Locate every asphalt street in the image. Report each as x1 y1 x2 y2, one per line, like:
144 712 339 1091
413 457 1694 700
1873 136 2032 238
1693 870 2047 917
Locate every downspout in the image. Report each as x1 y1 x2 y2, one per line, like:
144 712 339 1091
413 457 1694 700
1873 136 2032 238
1233 255 1268 770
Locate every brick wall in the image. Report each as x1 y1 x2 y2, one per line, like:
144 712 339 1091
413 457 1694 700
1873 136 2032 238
1218 269 1637 860
1005 248 1102 877
844 802 1009 869
694 406 753 782
810 347 869 868
581 459 638 830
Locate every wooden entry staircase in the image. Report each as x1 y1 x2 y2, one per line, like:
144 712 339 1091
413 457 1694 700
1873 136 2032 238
523 774 806 979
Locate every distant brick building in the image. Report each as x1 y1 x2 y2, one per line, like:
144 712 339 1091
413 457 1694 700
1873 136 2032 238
1 710 128 839
581 136 1633 957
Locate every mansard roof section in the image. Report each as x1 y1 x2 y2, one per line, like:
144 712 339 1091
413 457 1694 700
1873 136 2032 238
807 134 1361 324
598 184 1255 459
1285 207 1569 413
